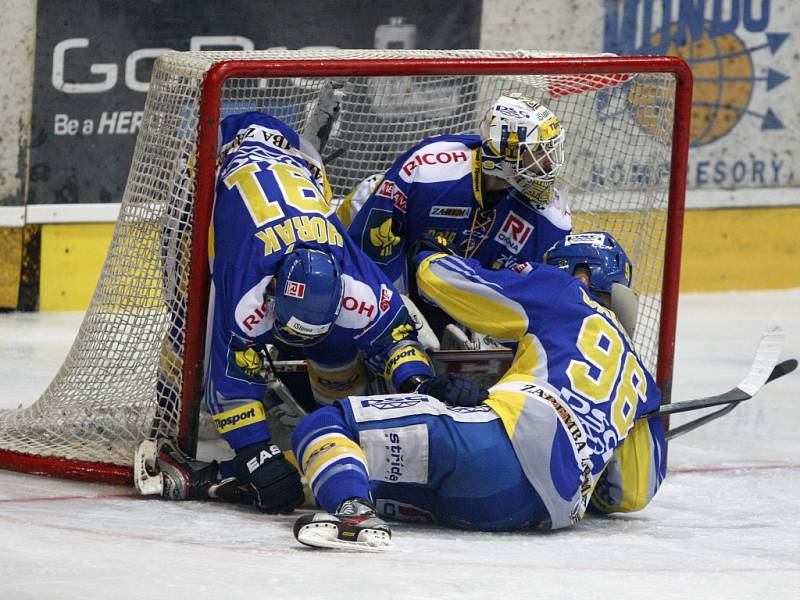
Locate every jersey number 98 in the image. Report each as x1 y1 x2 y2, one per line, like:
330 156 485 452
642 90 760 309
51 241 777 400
567 314 647 437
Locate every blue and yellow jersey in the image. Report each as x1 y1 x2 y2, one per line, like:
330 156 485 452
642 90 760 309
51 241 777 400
206 113 432 449
414 251 666 528
336 135 572 292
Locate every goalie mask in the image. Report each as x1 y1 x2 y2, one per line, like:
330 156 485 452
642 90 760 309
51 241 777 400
268 249 344 347
544 232 632 294
479 93 565 206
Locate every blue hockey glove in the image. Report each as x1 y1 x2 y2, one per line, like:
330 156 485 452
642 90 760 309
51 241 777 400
416 374 489 407
231 441 305 513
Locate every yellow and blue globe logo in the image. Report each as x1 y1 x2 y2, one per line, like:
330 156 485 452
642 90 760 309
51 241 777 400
605 6 789 148
668 27 786 146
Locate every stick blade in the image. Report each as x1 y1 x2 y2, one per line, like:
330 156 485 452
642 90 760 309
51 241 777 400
737 326 785 396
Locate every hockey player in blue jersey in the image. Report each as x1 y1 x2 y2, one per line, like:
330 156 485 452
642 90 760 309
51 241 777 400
337 92 572 296
150 111 465 514
290 232 666 550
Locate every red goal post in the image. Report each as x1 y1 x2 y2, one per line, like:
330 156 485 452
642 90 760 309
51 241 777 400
0 49 692 484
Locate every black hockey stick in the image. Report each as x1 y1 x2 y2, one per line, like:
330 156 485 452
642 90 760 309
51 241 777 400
640 327 791 421
665 358 797 440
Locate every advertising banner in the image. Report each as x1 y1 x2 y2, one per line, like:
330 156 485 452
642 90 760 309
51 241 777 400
602 0 795 192
29 1 482 205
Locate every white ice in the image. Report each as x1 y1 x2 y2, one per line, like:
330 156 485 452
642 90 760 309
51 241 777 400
1 290 799 600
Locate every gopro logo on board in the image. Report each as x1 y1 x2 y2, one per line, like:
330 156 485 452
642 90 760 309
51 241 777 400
52 36 255 94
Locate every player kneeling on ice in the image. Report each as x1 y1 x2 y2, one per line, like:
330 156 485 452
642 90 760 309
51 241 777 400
290 232 666 550
137 112 491 514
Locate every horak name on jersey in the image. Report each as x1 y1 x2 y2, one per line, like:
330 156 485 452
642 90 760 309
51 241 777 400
255 215 343 255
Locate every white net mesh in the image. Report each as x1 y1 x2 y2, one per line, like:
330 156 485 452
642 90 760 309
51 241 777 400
0 49 680 473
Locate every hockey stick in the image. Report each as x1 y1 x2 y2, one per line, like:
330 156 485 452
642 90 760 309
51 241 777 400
665 358 797 440
642 327 791 421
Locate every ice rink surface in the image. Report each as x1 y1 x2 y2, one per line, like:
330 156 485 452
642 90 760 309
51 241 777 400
1 289 798 600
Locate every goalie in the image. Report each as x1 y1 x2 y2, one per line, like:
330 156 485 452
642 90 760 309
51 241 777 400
289 232 666 550
336 93 572 341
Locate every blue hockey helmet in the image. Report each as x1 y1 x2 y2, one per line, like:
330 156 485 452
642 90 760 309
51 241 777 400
544 232 632 294
268 249 344 347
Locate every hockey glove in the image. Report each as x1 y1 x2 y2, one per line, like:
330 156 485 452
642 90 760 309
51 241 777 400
416 374 489 407
231 441 305 513
408 233 455 259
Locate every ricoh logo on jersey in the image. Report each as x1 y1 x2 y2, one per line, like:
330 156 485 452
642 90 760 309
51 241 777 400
494 211 533 253
375 179 408 213
401 149 470 177
239 301 270 333
235 276 274 336
342 296 376 318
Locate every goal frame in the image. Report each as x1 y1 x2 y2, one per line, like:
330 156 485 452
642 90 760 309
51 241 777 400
1 55 693 485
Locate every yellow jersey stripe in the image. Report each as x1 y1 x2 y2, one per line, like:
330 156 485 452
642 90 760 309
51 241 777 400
301 433 368 483
416 254 528 340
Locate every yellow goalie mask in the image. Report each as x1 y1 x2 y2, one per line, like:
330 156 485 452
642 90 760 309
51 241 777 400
479 93 565 205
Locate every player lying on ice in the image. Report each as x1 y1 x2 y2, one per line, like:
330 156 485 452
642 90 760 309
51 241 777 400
286 232 666 550
145 110 488 515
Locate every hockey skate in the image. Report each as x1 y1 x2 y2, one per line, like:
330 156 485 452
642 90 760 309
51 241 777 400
293 498 392 551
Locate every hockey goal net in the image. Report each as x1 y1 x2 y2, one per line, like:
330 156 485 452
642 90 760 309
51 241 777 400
0 49 692 483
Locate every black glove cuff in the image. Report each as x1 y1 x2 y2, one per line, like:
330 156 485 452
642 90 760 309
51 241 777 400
399 374 430 393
